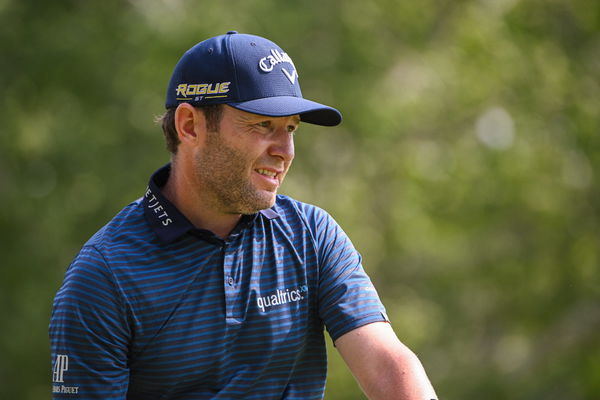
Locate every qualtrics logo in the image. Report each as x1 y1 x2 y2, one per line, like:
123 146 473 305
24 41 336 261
256 285 308 312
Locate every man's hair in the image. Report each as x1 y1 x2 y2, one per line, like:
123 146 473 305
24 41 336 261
157 104 224 154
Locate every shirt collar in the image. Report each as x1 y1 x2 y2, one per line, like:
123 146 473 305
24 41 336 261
143 163 280 244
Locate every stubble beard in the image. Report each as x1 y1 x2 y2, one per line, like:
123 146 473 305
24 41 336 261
195 132 278 215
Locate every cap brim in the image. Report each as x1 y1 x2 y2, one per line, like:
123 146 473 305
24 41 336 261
228 96 342 127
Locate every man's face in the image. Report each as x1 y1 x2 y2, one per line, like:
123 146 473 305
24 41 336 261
194 105 298 215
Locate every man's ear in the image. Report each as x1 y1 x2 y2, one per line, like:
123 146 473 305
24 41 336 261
174 103 206 147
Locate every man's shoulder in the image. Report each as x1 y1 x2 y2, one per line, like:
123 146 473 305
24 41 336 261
272 194 326 219
271 195 335 233
84 197 148 250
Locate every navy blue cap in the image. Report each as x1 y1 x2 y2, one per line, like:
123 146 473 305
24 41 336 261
165 31 342 126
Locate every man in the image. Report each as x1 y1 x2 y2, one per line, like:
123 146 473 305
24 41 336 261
49 31 438 399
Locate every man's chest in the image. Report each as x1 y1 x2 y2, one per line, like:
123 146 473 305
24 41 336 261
123 236 322 392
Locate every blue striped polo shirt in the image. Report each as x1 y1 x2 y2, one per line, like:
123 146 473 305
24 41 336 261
49 164 388 399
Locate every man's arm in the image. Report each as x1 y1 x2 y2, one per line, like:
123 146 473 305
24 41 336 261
335 322 438 400
50 245 130 399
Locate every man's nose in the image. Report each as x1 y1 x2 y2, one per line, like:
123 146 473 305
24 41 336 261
269 128 295 163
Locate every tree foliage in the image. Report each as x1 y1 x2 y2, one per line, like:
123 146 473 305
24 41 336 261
1 1 599 399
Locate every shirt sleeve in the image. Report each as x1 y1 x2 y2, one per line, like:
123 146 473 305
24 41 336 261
49 245 130 399
307 206 389 342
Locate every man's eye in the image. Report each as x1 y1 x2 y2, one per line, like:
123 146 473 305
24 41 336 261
287 125 298 133
257 121 271 128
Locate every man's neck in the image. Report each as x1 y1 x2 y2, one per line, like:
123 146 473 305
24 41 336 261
161 163 241 240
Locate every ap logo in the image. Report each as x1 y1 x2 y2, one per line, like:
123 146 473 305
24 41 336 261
52 354 69 383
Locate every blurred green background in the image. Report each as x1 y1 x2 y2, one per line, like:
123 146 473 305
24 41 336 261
1 0 599 398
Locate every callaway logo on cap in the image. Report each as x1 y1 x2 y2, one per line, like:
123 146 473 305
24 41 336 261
165 31 342 126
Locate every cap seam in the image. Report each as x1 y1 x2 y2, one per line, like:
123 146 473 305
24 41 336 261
225 33 241 101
